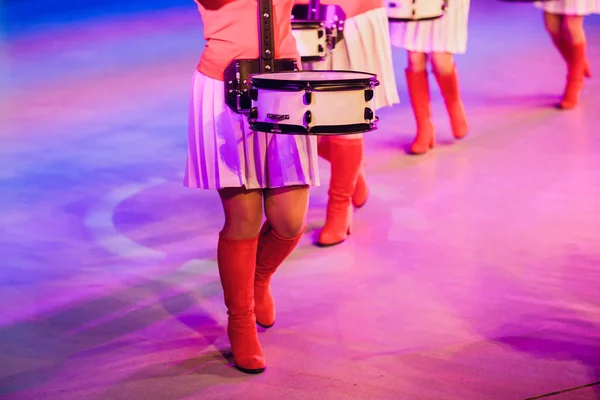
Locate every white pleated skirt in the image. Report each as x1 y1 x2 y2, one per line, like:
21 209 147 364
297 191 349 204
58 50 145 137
184 71 320 190
535 0 600 15
389 0 470 54
302 8 400 110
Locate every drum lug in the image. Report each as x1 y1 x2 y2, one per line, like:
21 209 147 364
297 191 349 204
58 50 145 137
364 89 374 102
304 84 313 105
304 91 312 105
364 107 374 121
371 115 380 129
249 89 258 101
249 107 258 121
304 110 312 127
240 96 252 111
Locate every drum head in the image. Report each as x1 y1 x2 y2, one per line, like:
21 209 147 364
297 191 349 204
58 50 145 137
251 70 378 91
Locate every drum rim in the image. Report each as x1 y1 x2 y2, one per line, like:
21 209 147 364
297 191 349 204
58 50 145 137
250 70 378 89
388 15 443 22
250 121 378 135
291 21 325 27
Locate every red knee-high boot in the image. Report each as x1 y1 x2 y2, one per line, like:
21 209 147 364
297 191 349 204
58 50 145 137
553 37 591 78
217 234 265 374
254 221 304 328
560 42 586 110
318 138 369 208
434 65 468 139
317 137 363 246
406 69 435 155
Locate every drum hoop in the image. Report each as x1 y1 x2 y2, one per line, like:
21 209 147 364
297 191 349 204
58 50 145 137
301 55 327 62
250 121 378 136
291 21 325 28
251 70 379 91
388 15 444 22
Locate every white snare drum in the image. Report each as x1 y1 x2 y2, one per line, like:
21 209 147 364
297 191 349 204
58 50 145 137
292 22 327 62
386 0 446 21
248 71 380 135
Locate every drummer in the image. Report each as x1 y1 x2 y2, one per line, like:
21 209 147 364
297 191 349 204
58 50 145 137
294 0 400 247
184 0 319 374
389 0 471 154
533 0 598 109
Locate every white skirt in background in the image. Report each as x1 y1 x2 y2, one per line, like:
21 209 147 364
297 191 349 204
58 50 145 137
184 71 320 190
389 0 470 54
302 8 400 110
534 0 600 15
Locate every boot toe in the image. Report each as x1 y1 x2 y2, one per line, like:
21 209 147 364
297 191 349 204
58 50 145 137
352 175 369 208
234 355 266 374
409 136 435 155
316 230 347 247
558 100 577 110
254 285 276 328
352 191 369 209
255 303 276 328
453 122 468 139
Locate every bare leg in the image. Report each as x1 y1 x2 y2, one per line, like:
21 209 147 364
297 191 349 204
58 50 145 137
430 52 454 75
219 187 264 238
406 51 434 154
254 185 309 327
544 11 564 45
407 50 428 72
216 187 265 374
562 15 586 45
431 52 468 139
262 186 309 237
544 12 590 78
558 15 587 108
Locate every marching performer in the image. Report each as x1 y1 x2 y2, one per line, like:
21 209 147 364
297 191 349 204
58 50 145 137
389 0 470 155
184 0 319 374
534 0 598 109
295 0 400 246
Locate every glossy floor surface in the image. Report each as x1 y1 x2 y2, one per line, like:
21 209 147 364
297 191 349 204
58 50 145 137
1 1 599 399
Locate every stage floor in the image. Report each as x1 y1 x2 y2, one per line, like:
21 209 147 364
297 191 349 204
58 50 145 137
1 1 599 399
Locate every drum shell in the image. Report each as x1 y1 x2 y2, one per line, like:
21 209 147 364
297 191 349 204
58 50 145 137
249 71 379 135
291 22 327 62
387 0 446 21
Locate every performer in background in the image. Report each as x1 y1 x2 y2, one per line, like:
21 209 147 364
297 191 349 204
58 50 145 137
295 0 400 246
184 0 319 374
534 0 598 109
389 0 470 155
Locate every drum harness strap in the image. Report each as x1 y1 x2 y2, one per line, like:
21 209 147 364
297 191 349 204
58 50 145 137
259 0 321 72
224 0 298 113
307 0 320 20
258 0 275 74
